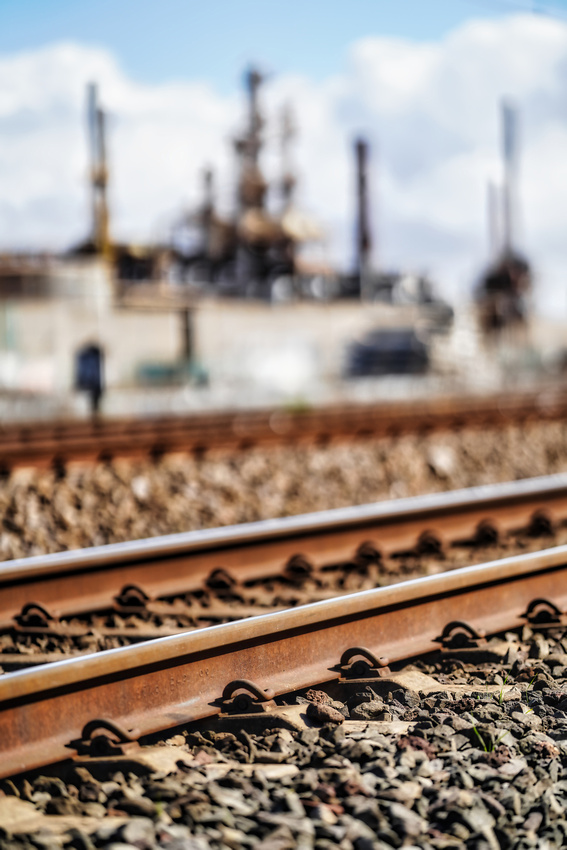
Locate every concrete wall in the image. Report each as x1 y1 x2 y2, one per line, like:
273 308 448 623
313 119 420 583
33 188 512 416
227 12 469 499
194 298 425 394
0 270 426 398
0 299 180 393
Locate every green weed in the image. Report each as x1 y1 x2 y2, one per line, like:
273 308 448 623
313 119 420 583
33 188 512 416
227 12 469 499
496 674 510 705
472 724 509 752
471 711 509 752
523 675 536 714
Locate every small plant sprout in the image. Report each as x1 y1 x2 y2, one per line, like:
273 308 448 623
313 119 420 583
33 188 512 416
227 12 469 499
472 725 509 752
523 675 536 714
470 711 509 752
497 674 510 705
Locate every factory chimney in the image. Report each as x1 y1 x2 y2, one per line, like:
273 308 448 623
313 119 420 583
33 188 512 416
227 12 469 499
87 83 111 257
487 180 501 261
355 137 373 300
280 103 296 210
234 67 267 213
501 99 519 257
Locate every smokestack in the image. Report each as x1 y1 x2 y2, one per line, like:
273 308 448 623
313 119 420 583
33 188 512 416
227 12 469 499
487 180 501 261
501 99 518 256
203 167 214 213
87 83 110 256
280 103 296 210
245 68 263 169
234 67 267 214
355 137 373 300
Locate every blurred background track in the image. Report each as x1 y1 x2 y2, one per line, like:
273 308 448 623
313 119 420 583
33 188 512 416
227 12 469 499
2 389 567 471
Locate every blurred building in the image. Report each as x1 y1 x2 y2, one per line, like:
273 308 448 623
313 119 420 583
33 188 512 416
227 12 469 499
0 70 459 414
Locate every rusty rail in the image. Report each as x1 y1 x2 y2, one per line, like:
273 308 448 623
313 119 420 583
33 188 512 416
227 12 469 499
1 388 566 469
2 542 567 778
1 473 567 629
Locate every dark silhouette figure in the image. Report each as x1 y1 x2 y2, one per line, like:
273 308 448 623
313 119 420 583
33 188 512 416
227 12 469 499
76 343 104 415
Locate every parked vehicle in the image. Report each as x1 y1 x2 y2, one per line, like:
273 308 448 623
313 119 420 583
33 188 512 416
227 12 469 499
345 328 429 377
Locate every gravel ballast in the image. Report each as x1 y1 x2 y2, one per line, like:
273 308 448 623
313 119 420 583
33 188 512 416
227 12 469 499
2 419 567 561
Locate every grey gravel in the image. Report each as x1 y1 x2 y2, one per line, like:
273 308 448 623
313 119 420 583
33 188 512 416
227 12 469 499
2 419 567 562
4 626 567 848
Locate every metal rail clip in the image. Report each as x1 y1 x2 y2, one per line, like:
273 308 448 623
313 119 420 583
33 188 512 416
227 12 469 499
219 679 276 714
434 620 508 663
71 719 140 757
437 620 487 651
215 680 311 732
14 602 60 633
337 646 391 681
113 584 151 612
522 598 567 629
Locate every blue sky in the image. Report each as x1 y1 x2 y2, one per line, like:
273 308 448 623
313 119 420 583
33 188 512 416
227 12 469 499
2 1 567 312
1 0 565 91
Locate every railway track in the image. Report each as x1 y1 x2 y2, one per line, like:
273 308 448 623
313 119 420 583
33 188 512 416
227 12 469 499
3 473 567 781
4 576 565 848
1 388 566 469
2 542 567 782
2 474 567 668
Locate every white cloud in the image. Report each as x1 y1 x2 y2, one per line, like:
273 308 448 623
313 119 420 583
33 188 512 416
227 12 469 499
1 15 567 313
0 42 239 250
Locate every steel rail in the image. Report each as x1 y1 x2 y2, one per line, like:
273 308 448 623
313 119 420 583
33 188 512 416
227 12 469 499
1 389 566 468
2 543 567 778
1 473 567 628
